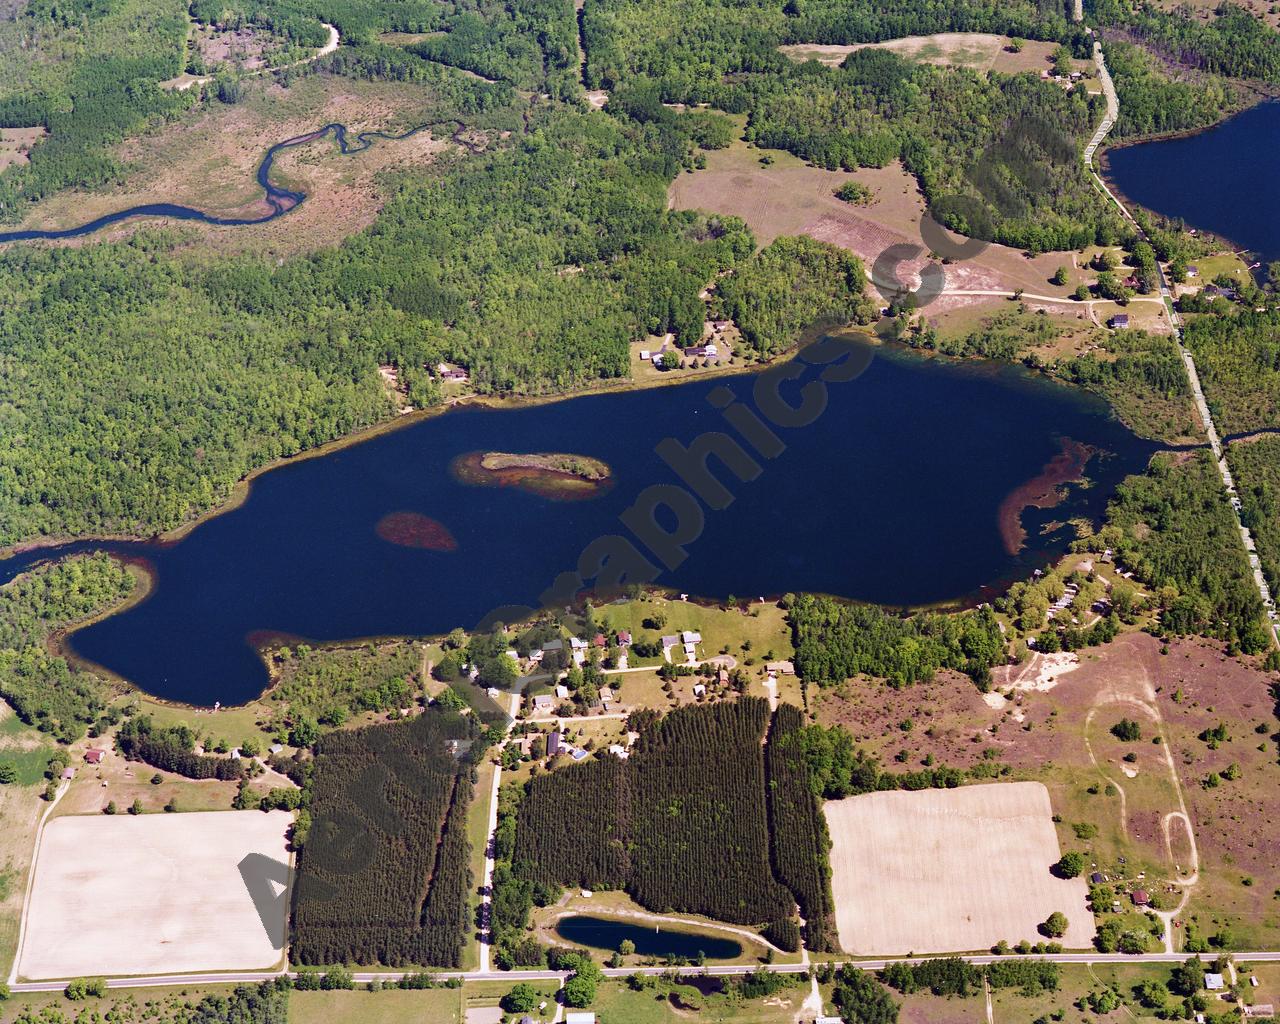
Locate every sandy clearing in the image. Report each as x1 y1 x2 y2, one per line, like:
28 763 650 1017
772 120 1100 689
18 810 291 979
779 34 1090 78
824 782 1094 954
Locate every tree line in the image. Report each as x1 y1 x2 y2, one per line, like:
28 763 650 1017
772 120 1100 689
786 593 1006 690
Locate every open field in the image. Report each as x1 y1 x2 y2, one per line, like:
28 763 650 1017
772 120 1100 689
669 141 1105 312
0 127 46 172
781 33 1092 78
290 988 462 1023
18 809 291 979
981 630 1280 949
0 755 49 977
51 734 292 817
824 782 1095 954
10 75 455 258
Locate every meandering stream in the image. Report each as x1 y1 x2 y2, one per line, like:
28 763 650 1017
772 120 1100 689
0 120 458 245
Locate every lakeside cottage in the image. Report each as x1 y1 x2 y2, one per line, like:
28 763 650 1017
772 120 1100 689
435 363 469 383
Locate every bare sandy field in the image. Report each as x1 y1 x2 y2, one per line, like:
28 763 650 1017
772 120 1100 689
824 781 1095 954
0 127 46 172
780 33 1091 77
18 810 291 979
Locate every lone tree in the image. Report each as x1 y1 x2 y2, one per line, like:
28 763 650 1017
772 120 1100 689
1040 912 1069 938
500 983 539 1013
1111 718 1142 741
1053 852 1086 879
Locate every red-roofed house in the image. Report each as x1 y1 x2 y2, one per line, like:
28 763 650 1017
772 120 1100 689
84 749 106 765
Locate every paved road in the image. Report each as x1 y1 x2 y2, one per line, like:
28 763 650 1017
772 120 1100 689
1084 40 1280 647
15 951 1280 993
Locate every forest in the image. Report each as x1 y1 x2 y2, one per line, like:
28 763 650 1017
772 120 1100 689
264 642 420 727
1101 39 1245 139
291 706 477 966
901 309 1196 443
1225 437 1280 598
0 553 130 742
715 235 878 355
1182 310 1280 435
1080 452 1270 653
786 593 1006 689
1090 0 1280 83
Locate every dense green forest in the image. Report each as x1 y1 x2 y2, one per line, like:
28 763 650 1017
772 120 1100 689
786 593 1006 689
502 699 847 964
1079 452 1269 652
0 554 130 741
1090 0 1280 83
292 706 477 966
0 0 191 218
264 642 420 726
1101 40 1245 139
1226 437 1280 597
1182 310 1280 435
715 235 877 354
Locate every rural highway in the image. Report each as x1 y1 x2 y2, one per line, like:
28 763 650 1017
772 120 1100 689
1083 37 1280 646
14 952 1280 993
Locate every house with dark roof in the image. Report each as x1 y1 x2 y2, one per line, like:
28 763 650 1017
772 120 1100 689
1109 313 1129 329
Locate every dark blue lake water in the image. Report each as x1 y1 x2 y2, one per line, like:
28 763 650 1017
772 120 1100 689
1104 100 1280 269
1 337 1155 707
554 915 743 959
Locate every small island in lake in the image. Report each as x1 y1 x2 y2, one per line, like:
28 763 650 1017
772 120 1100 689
450 451 613 500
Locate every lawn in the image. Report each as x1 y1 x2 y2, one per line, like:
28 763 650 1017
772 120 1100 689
290 988 462 1023
590 978 801 1023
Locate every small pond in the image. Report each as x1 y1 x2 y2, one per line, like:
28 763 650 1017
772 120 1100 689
553 915 743 960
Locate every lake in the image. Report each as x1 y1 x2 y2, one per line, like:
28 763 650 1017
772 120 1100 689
554 914 743 960
0 335 1155 707
1104 100 1280 269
